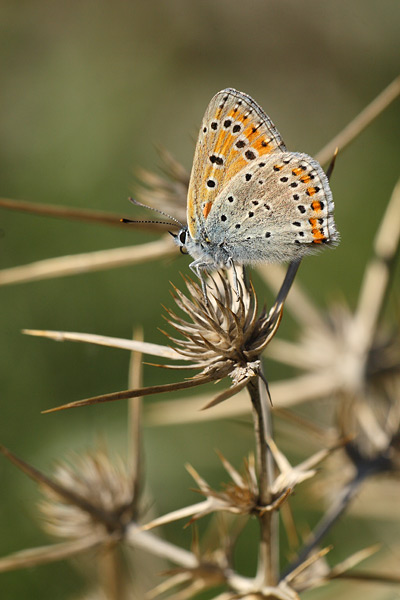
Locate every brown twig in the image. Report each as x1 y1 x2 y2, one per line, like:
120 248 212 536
0 237 174 286
42 373 216 413
315 75 400 165
282 471 367 578
247 376 277 587
0 197 171 233
128 328 144 517
355 178 400 350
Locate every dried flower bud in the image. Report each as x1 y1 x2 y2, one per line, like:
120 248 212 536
39 448 134 540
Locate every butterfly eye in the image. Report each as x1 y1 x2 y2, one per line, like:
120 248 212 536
179 230 187 245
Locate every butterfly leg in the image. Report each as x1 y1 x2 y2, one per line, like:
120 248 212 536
226 257 240 299
241 265 250 294
189 259 209 302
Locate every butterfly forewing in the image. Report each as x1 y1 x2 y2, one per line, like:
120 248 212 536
187 88 287 239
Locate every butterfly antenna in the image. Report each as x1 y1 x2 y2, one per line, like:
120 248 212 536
127 197 184 228
326 147 339 182
120 218 180 226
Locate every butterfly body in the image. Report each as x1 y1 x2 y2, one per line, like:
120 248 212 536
175 88 338 278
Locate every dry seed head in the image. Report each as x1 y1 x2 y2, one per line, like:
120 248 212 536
289 300 400 398
135 147 189 224
39 448 134 540
338 376 400 472
164 273 281 394
38 271 284 413
188 453 261 519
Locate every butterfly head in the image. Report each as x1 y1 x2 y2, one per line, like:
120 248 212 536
170 227 190 255
171 226 233 273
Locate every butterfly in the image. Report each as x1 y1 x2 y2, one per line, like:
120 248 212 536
173 88 339 288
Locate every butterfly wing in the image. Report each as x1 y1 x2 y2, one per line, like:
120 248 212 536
206 151 339 264
187 88 287 240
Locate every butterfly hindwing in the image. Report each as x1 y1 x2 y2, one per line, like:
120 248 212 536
205 152 338 263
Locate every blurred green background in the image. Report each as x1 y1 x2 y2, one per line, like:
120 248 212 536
0 1 399 598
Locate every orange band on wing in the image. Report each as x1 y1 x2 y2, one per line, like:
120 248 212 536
309 218 326 243
254 137 273 154
203 202 212 218
226 156 248 179
312 230 326 243
187 189 196 238
300 175 312 183
311 200 322 211
218 132 235 157
241 126 273 155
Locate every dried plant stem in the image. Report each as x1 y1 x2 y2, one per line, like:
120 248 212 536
23 328 184 360
99 546 124 600
268 259 302 322
259 263 327 333
248 378 273 504
128 328 144 516
144 370 339 426
283 471 366 577
42 373 216 413
257 490 277 588
0 237 175 285
126 525 197 569
247 376 277 586
0 535 108 572
0 197 169 233
356 178 400 349
332 572 400 584
315 75 400 165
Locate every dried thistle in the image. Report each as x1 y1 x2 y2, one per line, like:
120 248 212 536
148 516 300 600
163 274 283 408
143 452 288 532
38 448 136 540
143 440 338 532
0 445 137 556
41 271 286 413
135 146 190 225
339 377 400 474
